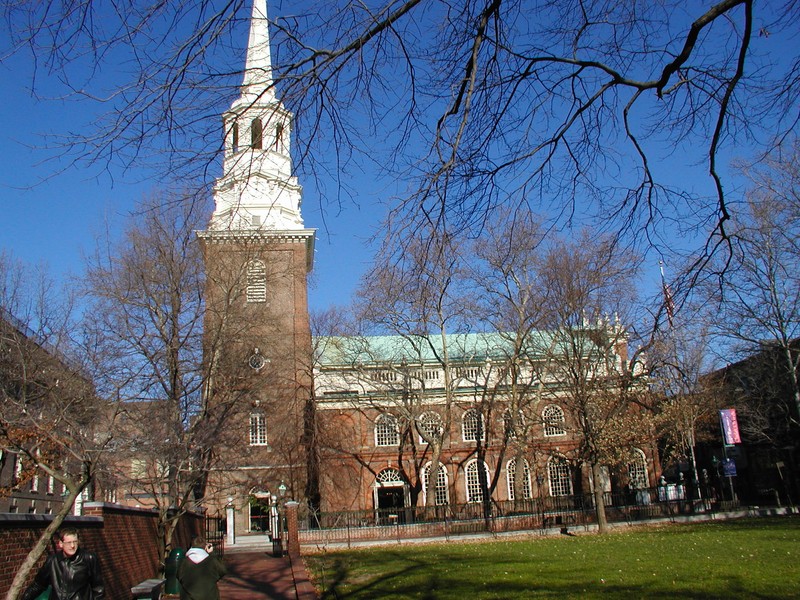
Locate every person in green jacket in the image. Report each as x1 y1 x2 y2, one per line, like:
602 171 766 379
177 536 227 600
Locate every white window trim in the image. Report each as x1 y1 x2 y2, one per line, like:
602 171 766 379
465 459 491 503
461 409 486 442
417 412 443 445
249 412 268 446
375 414 400 447
422 462 449 506
628 448 649 489
246 259 267 303
543 404 566 437
548 456 573 497
506 458 532 501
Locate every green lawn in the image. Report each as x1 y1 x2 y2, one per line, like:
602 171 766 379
304 516 800 599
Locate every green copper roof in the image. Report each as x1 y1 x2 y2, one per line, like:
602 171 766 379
314 331 573 367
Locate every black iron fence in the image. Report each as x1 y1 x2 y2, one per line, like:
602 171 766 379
205 513 226 556
298 485 742 542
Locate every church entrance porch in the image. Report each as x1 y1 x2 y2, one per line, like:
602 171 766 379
374 468 409 524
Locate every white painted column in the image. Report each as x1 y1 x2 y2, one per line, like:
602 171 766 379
226 499 236 546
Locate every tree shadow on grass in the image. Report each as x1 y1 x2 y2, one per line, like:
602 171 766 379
311 519 800 599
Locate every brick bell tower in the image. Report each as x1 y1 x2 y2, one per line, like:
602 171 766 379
197 0 315 531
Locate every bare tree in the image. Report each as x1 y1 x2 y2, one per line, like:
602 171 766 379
706 142 800 427
4 1 798 273
680 141 800 498
466 210 554 513
535 230 651 532
349 220 654 527
0 252 113 600
355 229 471 508
82 193 254 565
313 333 437 511
649 325 725 491
306 306 358 515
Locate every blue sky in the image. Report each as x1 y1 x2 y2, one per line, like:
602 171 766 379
0 34 382 314
0 0 788 325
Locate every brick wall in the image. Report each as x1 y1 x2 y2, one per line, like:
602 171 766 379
0 503 203 600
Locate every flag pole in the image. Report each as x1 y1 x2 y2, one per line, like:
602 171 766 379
659 260 674 328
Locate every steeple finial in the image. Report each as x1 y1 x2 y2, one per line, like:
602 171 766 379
241 0 274 102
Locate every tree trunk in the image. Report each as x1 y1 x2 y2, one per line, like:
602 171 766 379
591 462 609 533
303 393 321 515
781 344 800 425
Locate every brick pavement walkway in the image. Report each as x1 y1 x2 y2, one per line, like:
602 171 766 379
218 552 313 599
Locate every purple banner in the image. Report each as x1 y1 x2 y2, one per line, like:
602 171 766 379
722 458 737 477
719 408 741 445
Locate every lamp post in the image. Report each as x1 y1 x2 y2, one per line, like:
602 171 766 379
225 497 235 547
272 482 287 557
535 473 545 525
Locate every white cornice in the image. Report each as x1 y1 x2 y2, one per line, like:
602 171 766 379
197 228 314 242
196 228 316 270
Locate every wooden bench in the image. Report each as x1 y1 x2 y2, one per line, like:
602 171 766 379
131 578 164 600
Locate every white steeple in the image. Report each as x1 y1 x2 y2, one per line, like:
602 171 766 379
241 0 274 104
209 0 304 232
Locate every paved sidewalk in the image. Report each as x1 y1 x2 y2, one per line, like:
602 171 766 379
218 552 317 599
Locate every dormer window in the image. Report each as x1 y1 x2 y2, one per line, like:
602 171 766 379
251 118 263 149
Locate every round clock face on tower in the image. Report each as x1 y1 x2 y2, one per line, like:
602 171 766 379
248 352 266 371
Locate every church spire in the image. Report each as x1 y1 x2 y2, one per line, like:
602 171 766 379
208 0 309 234
241 0 274 103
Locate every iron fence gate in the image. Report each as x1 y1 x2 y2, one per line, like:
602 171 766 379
205 513 226 556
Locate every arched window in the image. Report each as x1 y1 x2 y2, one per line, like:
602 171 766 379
249 412 267 446
376 468 404 486
247 259 267 303
506 458 532 501
422 462 449 506
628 448 649 489
547 456 572 497
231 121 239 153
274 122 284 150
251 118 263 149
461 408 485 442
375 414 400 447
465 459 490 503
543 404 566 437
416 411 443 445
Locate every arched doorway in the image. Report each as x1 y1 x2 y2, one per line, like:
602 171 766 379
374 468 408 524
248 490 272 532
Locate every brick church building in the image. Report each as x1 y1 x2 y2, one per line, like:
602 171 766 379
200 0 658 535
197 0 315 535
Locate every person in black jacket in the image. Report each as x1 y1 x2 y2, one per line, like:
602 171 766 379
21 528 105 600
177 536 227 600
